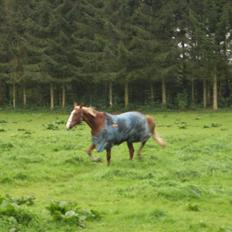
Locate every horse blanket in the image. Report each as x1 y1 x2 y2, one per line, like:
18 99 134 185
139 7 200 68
92 112 151 152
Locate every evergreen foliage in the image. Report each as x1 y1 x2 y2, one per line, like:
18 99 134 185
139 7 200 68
0 0 231 109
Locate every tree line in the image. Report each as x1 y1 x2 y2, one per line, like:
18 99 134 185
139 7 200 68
0 0 232 110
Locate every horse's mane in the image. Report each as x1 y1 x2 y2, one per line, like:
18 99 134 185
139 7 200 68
76 106 97 117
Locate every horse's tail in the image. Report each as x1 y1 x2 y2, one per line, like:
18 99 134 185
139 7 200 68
146 115 166 148
153 131 166 147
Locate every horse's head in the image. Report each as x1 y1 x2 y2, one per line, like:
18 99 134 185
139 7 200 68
66 105 83 129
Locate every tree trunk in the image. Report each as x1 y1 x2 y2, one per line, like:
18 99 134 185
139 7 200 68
191 79 195 105
0 81 3 105
12 82 16 109
109 82 113 107
50 83 54 111
62 84 66 109
161 79 166 106
203 79 207 108
124 82 129 108
207 81 211 106
213 74 218 110
150 84 154 102
23 85 27 107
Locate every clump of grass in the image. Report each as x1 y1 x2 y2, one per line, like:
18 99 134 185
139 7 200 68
166 124 172 128
53 144 76 152
43 119 66 130
100 169 139 180
211 122 222 127
10 196 35 206
149 209 167 220
0 120 7 123
158 185 203 201
64 156 84 164
177 121 188 129
175 170 200 181
218 226 232 232
63 144 76 150
47 201 101 227
43 123 59 130
14 173 28 181
203 124 210 128
179 125 187 129
0 128 5 132
117 186 137 198
0 177 13 184
189 221 208 231
139 172 155 180
24 131 32 135
0 195 37 225
203 122 222 129
0 143 14 151
180 154 198 161
54 119 65 125
186 203 200 212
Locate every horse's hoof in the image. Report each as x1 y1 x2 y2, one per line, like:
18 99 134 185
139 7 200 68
91 157 102 162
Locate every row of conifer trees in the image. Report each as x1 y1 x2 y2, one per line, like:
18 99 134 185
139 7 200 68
0 0 231 110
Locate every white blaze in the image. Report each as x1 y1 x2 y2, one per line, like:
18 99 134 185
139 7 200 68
66 110 75 129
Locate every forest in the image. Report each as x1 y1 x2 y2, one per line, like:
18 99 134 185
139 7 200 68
0 0 232 110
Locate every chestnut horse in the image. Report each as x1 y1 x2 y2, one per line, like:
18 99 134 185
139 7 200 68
66 105 165 165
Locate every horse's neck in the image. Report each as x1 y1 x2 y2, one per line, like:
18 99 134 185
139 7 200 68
83 111 105 135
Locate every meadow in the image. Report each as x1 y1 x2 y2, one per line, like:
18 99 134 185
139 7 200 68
0 110 231 232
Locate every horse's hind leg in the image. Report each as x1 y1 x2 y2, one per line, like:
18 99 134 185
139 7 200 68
127 142 134 160
137 141 147 159
106 148 111 166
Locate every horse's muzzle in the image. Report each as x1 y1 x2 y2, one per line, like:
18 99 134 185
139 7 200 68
66 124 72 130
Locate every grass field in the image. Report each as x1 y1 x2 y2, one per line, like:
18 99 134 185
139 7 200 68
0 110 232 232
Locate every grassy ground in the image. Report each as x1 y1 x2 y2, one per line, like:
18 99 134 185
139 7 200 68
0 110 231 232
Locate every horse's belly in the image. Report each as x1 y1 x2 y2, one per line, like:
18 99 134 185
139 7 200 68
108 126 150 145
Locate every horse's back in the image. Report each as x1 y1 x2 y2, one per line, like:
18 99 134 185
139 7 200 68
106 111 151 144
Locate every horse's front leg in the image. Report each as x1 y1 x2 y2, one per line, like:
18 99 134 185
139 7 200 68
86 144 95 157
106 148 111 166
86 144 101 162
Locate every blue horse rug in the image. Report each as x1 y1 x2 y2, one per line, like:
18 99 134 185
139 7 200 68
92 112 151 152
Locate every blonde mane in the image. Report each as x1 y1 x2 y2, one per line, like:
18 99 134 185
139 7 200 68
75 106 97 117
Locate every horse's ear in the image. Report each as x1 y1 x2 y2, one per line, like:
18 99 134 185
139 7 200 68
73 102 78 107
79 103 84 109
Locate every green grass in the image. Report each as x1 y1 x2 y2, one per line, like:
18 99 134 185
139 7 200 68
0 110 232 232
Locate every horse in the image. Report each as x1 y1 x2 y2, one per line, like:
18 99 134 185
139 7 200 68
66 105 166 165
